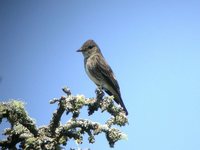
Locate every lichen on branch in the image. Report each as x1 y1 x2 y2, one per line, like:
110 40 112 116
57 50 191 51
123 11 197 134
0 87 128 149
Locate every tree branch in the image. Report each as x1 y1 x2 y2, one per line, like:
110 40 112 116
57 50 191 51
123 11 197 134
0 87 128 149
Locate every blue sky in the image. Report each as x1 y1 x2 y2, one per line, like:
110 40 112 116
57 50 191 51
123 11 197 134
1 0 200 149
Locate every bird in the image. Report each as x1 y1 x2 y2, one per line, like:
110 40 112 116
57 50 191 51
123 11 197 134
77 39 128 115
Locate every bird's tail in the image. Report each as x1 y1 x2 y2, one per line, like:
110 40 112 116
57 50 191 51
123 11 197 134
116 95 128 115
119 99 128 115
104 88 128 115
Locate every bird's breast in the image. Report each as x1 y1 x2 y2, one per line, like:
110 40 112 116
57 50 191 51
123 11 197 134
85 58 101 86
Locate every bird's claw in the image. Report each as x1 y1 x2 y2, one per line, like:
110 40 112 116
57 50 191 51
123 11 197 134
95 87 104 100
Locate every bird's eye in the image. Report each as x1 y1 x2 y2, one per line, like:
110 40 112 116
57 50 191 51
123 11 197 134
88 45 93 49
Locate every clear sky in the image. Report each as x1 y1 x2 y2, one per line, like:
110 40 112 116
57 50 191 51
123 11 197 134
1 0 200 150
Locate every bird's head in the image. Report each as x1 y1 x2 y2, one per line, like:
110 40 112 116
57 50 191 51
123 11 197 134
77 40 101 58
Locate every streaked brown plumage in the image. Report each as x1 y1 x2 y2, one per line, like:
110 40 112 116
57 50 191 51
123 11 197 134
77 40 128 115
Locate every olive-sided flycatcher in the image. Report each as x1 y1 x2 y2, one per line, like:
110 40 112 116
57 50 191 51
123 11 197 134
77 40 128 115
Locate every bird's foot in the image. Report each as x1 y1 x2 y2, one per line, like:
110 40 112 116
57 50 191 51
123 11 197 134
95 87 104 100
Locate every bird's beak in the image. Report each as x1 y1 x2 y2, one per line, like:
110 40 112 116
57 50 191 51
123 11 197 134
76 48 82 52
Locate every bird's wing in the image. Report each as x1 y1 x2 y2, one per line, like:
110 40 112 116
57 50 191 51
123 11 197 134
87 54 128 115
88 54 121 98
